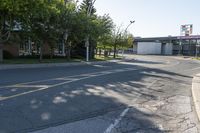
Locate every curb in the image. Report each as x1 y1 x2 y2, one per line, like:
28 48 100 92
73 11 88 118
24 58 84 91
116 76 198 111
192 73 200 121
0 60 121 70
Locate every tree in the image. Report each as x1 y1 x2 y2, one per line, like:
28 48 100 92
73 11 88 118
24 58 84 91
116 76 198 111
0 0 54 61
96 14 114 56
97 23 134 58
112 26 123 58
19 0 61 61
0 0 132 62
112 28 134 58
79 0 96 15
0 0 22 62
79 0 98 59
56 1 77 60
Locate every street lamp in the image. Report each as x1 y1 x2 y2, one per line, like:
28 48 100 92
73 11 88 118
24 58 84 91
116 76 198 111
122 20 135 57
125 20 135 32
85 0 96 62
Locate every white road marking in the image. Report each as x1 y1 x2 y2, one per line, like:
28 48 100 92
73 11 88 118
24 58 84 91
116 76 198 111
131 80 158 103
183 66 200 72
13 85 50 88
161 61 180 68
158 124 164 130
0 87 48 101
0 68 139 101
93 65 107 68
0 59 182 101
104 108 130 133
0 60 180 89
147 80 158 88
103 79 159 133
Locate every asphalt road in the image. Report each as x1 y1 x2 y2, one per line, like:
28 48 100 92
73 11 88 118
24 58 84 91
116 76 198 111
0 55 200 133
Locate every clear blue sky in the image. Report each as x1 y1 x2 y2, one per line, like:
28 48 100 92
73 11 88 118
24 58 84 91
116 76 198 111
79 0 200 37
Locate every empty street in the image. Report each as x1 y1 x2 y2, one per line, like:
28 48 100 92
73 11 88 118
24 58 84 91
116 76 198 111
0 55 200 133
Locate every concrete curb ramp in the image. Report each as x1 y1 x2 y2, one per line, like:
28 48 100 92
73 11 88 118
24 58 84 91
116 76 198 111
0 60 120 70
192 73 200 121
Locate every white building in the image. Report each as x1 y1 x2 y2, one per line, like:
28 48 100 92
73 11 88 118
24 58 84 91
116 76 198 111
134 35 200 56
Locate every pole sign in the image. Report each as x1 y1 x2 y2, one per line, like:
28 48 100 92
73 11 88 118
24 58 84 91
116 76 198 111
181 24 193 36
85 39 89 47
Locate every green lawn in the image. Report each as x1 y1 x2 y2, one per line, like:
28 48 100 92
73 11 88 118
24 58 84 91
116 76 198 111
1 56 122 64
1 58 83 64
193 57 200 60
94 55 123 61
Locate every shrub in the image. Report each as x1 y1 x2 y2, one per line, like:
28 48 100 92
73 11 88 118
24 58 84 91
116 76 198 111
3 50 14 59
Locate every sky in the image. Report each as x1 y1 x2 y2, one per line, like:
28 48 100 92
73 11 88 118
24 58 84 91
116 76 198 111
78 0 200 37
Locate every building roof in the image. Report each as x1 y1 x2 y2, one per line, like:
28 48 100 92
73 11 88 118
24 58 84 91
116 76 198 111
134 35 200 42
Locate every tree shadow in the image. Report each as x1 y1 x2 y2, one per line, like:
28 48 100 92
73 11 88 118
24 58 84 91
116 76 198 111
0 60 193 133
123 58 165 65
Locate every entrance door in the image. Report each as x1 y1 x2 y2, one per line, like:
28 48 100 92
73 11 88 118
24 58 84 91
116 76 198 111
161 43 166 55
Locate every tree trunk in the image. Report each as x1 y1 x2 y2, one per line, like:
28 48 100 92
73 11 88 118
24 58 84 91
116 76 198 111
39 42 43 62
0 11 6 62
113 43 117 58
67 48 71 60
62 41 65 56
0 47 3 63
104 50 108 57
103 46 106 57
109 49 111 56
95 48 98 56
99 49 101 56
50 47 54 59
89 45 95 59
66 41 71 60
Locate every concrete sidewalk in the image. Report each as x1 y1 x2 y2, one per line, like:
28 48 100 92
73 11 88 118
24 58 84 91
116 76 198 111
192 73 200 121
0 60 121 70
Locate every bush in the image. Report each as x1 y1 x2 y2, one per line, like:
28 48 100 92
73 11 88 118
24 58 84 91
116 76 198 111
3 50 14 59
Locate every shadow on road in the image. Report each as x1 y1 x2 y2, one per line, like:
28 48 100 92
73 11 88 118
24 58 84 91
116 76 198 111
0 59 192 133
123 58 165 65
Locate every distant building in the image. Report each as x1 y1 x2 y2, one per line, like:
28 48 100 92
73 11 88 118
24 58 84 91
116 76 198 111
2 23 66 58
133 35 200 56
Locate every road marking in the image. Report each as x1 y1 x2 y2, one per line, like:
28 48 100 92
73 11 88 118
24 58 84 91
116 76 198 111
162 61 180 68
183 66 200 72
131 79 158 102
0 59 181 101
0 68 140 101
104 108 130 133
0 87 48 101
0 60 180 89
103 79 159 133
12 85 50 88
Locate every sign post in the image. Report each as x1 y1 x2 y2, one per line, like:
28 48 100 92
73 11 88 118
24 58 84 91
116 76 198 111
181 24 193 36
179 24 193 55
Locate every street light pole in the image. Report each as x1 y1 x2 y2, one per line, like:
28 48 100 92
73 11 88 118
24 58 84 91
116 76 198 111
85 0 96 62
125 21 135 32
122 20 135 57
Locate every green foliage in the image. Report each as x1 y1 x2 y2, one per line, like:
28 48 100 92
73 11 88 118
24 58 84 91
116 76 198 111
0 0 134 60
79 0 96 15
3 50 14 59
